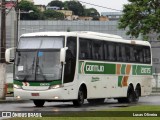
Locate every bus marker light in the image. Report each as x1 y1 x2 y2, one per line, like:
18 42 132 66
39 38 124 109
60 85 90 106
54 96 59 99
16 96 21 99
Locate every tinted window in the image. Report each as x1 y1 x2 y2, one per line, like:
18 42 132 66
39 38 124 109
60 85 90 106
92 40 103 60
108 43 116 61
79 38 151 64
64 37 77 83
79 39 92 59
104 43 109 60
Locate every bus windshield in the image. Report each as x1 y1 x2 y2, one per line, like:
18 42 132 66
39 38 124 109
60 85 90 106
14 36 64 82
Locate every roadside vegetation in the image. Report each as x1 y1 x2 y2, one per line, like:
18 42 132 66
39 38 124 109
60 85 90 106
6 105 160 120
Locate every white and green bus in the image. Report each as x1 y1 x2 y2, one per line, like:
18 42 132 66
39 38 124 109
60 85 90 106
5 31 152 107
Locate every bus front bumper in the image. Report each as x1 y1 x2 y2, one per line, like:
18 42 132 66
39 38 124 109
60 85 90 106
14 88 75 101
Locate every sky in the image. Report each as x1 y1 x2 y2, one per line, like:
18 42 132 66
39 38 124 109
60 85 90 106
33 0 129 13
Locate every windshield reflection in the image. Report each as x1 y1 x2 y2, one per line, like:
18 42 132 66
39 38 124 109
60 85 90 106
15 50 62 81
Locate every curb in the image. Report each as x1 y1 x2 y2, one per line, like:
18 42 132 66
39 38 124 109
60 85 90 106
150 93 160 96
0 97 30 103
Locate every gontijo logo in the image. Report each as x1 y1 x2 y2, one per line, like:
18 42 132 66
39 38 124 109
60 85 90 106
86 65 104 72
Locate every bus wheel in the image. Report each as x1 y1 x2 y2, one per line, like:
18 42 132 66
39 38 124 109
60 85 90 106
127 88 135 103
33 100 45 107
134 88 140 102
73 88 84 106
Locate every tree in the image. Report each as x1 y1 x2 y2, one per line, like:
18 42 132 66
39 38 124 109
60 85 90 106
118 0 160 40
64 1 85 16
17 0 43 20
43 10 64 20
84 8 100 20
48 0 64 10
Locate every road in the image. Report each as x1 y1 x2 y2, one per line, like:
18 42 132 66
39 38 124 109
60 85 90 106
0 95 160 112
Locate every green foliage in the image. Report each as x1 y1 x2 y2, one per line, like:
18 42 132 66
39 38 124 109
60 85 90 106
84 8 100 20
64 1 85 16
48 0 64 10
118 0 160 40
43 10 64 20
17 0 99 20
17 0 43 20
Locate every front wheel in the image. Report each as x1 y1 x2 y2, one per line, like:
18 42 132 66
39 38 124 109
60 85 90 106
73 88 84 106
33 100 45 107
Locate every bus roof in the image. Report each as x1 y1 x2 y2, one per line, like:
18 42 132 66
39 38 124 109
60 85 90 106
20 31 151 47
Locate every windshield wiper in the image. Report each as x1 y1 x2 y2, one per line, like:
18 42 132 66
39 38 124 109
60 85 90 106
36 57 47 81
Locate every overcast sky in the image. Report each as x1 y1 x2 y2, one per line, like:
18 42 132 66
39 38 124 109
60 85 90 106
34 0 129 13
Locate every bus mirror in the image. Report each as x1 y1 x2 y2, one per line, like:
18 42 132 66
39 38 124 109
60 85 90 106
60 47 68 63
5 47 15 64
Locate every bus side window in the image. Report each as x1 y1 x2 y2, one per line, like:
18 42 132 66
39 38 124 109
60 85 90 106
104 43 109 60
125 45 130 62
108 43 116 61
121 44 126 62
92 40 103 60
144 46 151 64
116 44 122 61
130 46 136 62
64 37 77 83
79 39 92 60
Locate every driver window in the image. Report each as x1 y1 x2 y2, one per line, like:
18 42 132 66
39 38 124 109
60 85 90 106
64 37 77 83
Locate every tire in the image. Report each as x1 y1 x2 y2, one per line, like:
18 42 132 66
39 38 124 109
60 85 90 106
134 88 140 102
127 90 134 103
73 88 84 106
118 86 135 103
33 100 45 107
87 98 105 105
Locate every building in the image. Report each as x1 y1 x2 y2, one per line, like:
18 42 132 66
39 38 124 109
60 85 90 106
99 16 109 21
46 6 60 10
56 10 73 18
101 12 123 21
18 0 34 3
35 5 46 12
78 16 93 21
65 15 79 20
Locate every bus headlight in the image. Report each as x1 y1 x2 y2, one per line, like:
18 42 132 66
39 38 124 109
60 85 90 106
49 85 63 89
14 84 22 89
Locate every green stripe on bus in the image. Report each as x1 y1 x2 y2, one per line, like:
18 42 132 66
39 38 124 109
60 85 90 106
80 62 116 74
132 65 152 75
121 64 126 74
118 76 123 87
79 61 152 75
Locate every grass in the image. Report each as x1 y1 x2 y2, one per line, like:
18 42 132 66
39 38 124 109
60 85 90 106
6 105 160 120
6 83 13 97
7 83 13 92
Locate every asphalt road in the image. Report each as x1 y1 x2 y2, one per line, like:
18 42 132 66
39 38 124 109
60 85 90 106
0 95 160 112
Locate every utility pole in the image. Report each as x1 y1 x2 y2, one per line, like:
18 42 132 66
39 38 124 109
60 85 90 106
0 0 6 100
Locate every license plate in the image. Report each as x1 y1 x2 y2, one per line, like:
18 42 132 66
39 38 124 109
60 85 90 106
31 93 39 96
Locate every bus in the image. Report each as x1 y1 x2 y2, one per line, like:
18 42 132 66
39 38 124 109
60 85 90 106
5 31 152 107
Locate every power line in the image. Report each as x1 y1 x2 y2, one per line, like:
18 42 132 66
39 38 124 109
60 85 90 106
78 0 122 12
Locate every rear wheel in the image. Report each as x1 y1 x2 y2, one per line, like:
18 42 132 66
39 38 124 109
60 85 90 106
127 89 135 103
134 87 140 102
73 88 84 106
33 100 45 107
117 86 135 103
